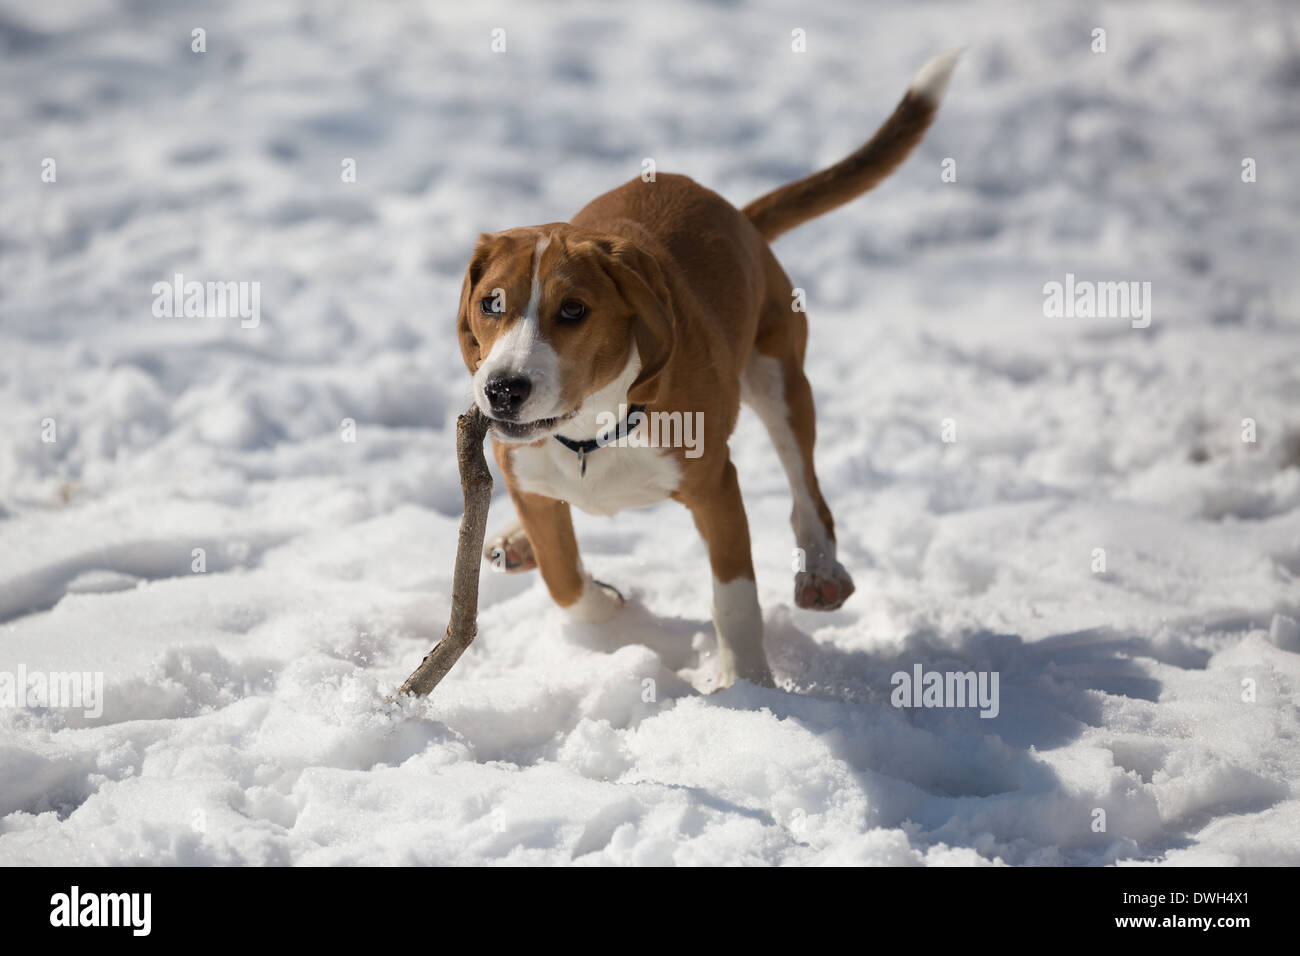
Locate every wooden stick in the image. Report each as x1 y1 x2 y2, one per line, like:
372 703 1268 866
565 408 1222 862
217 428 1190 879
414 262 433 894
397 405 493 698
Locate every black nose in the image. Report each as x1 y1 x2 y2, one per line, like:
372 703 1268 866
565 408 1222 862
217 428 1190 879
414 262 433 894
484 375 532 417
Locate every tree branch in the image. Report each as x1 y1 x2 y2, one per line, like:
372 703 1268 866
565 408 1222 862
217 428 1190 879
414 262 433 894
397 405 492 698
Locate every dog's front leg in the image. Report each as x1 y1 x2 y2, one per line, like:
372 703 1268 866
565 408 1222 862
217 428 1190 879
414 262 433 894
681 459 775 689
505 483 624 623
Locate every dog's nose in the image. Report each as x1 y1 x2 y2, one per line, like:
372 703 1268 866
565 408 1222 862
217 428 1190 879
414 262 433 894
484 374 532 417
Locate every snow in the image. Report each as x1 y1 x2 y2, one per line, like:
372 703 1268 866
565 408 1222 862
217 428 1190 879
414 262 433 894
2 0 1299 866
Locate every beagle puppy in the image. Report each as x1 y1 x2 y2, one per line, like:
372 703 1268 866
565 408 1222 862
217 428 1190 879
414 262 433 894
457 50 960 688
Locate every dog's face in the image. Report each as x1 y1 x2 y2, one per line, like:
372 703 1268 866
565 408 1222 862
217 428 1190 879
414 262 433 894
457 225 675 443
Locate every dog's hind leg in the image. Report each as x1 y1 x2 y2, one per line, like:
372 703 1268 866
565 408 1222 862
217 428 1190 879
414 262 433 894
743 290 855 611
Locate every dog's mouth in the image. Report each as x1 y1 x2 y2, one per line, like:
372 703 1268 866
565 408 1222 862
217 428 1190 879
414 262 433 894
488 408 579 443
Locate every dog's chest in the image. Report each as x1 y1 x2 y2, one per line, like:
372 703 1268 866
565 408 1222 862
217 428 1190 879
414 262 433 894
508 440 682 516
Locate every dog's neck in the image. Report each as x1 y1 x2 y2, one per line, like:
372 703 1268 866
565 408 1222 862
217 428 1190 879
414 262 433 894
555 349 642 443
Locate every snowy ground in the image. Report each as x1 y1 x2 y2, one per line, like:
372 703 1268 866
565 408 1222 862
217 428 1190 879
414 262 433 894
2 0 1299 866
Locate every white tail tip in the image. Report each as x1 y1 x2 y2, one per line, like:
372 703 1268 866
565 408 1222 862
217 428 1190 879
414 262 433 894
909 47 964 103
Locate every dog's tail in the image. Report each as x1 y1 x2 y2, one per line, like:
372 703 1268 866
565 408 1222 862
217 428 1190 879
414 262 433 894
742 49 961 242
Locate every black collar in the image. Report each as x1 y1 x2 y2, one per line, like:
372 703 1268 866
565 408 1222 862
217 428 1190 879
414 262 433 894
554 404 647 476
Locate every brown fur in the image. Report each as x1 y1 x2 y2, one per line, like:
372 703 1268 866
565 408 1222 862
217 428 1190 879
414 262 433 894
456 57 952 685
742 89 940 241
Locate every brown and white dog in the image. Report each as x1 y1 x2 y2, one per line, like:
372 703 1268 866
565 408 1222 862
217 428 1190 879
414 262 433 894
457 50 959 689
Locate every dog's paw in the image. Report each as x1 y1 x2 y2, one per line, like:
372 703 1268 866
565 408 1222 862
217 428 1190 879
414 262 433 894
483 522 536 573
795 561 855 611
564 576 625 623
713 655 776 691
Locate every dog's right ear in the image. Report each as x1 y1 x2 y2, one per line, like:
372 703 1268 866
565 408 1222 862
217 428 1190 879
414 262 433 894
457 233 502 373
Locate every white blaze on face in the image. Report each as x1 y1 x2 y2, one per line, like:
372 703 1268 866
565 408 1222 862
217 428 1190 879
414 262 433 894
473 235 566 423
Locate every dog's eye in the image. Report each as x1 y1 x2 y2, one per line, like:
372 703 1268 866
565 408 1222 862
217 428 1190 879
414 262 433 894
557 299 589 323
480 296 503 317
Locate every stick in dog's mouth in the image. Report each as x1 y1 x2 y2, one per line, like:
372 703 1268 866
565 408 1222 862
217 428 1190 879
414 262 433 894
395 404 493 700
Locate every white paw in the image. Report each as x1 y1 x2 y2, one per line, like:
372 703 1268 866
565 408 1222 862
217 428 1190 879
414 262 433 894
712 649 774 691
715 660 738 690
564 575 624 623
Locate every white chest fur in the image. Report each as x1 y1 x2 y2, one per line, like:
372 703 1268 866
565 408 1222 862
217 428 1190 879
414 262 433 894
508 439 682 516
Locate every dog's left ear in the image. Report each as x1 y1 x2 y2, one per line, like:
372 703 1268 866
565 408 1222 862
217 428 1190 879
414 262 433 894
598 238 676 405
457 233 502 372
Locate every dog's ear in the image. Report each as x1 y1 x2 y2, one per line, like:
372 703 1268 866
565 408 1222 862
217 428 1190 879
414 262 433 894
457 233 501 372
598 238 676 405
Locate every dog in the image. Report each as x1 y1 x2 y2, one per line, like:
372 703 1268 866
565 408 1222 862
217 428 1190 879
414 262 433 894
456 50 960 688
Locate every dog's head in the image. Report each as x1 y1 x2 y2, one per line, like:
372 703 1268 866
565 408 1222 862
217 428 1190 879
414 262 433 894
457 225 676 443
